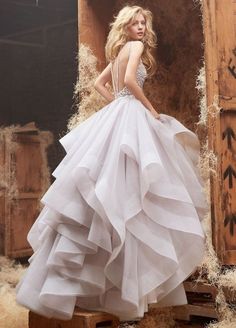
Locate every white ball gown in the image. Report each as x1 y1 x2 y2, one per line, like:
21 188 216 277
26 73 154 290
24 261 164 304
16 46 207 321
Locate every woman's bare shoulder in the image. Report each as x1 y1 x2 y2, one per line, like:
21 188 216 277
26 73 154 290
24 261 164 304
114 41 144 63
129 41 144 58
124 40 144 48
120 41 144 57
130 40 144 48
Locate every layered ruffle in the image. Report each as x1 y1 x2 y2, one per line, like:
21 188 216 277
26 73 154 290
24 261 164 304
16 95 207 321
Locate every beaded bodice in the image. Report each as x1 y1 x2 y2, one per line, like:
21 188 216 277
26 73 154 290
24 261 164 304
113 61 147 98
111 42 147 99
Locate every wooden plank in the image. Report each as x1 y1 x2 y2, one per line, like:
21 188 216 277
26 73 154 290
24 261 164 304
9 248 35 258
11 134 44 193
184 281 236 303
12 192 43 200
12 134 41 143
203 0 236 264
221 111 236 262
78 0 115 69
5 198 39 257
217 1 236 101
202 0 221 257
172 304 217 321
0 124 52 258
171 280 236 321
79 0 105 68
29 308 120 328
13 122 38 133
184 281 216 293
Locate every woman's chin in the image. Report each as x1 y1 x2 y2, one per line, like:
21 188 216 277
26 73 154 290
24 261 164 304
133 36 143 41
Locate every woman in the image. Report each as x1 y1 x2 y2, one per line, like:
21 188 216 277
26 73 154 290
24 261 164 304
95 6 160 119
16 5 207 322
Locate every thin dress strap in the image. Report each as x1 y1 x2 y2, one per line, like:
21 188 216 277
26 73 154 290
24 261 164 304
111 41 132 95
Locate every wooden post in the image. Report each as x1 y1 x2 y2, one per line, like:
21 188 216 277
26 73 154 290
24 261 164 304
29 308 120 328
203 0 236 264
78 0 115 69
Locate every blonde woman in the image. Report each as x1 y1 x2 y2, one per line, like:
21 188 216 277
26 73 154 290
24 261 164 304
16 5 207 322
95 5 160 119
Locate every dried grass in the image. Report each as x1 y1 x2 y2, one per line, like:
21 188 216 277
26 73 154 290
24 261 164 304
67 44 108 130
37 130 54 210
136 308 176 328
194 65 236 327
0 256 25 288
206 289 236 328
201 214 221 282
119 323 137 328
0 125 20 198
118 307 176 328
207 319 236 328
193 65 220 285
196 64 207 126
218 268 236 290
0 256 27 328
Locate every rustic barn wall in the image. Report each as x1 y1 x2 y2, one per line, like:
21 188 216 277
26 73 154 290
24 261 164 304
0 1 78 173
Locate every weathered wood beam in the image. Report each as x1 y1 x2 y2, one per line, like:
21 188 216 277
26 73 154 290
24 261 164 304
203 0 236 264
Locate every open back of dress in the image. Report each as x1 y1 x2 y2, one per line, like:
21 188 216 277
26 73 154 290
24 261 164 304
110 41 147 98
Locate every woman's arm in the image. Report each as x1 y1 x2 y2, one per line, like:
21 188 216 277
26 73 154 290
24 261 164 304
124 41 160 118
94 63 115 102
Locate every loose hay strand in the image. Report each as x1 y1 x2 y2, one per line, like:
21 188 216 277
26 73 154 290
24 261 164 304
67 44 109 130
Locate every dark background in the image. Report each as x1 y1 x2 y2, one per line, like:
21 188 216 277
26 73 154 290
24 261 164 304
0 0 78 173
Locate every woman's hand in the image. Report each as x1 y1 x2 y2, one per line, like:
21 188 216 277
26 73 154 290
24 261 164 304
150 108 161 120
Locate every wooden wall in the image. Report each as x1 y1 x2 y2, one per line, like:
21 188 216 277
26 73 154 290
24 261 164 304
203 0 236 264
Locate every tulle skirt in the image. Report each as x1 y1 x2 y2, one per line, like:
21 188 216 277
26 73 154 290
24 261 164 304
16 95 207 321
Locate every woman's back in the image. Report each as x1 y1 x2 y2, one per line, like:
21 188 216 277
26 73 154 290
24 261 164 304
111 41 147 98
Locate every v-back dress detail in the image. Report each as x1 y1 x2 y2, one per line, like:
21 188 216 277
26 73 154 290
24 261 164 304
16 41 207 322
111 41 147 99
112 62 147 98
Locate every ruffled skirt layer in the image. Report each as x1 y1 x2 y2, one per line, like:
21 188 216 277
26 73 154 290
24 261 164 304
16 95 207 321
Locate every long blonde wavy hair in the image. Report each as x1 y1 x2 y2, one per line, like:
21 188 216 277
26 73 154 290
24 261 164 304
105 5 157 76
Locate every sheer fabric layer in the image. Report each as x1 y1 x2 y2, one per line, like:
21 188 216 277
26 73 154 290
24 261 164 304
16 95 207 321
